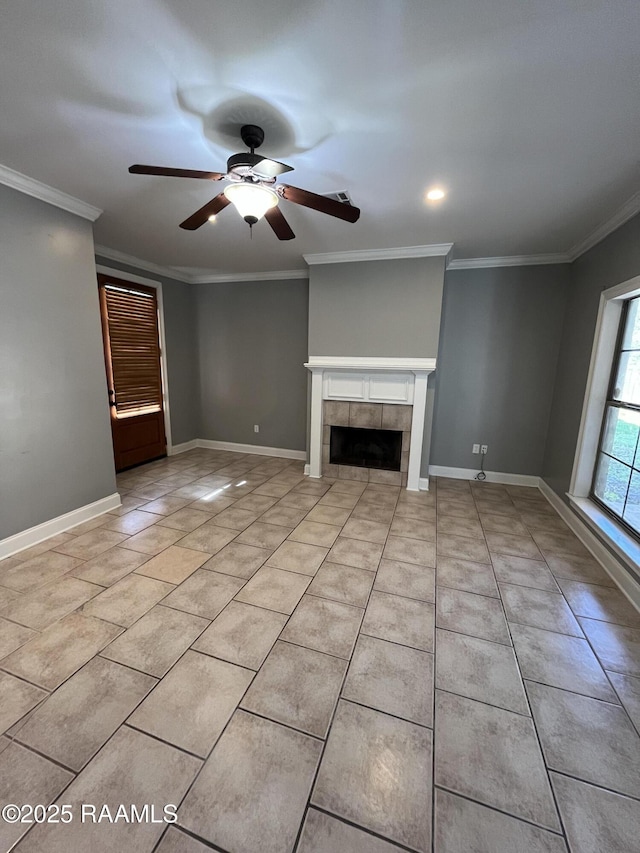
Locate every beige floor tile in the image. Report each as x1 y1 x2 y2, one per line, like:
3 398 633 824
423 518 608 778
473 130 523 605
54 528 129 560
436 628 528 713
0 742 73 851
437 586 511 645
343 634 434 726
193 601 286 670
81 573 174 627
0 586 22 612
162 570 244 620
312 700 432 852
608 671 640 731
2 612 121 690
393 502 436 522
383 534 438 567
436 555 499 597
207 506 260 531
189 494 236 514
298 809 406 853
179 710 321 853
120 524 185 556
236 521 292 550
107 495 149 516
102 509 165 535
281 595 363 658
491 552 560 592
500 583 583 637
137 495 193 515
317 491 359 509
156 507 214 532
362 591 434 652
479 513 530 536
0 618 38 659
527 680 640 798
134 545 208 584
352 503 395 524
130 482 176 500
437 514 484 539
436 533 490 564
325 480 367 496
305 504 352 526
545 552 615 586
235 566 310 614
532 530 589 557
16 657 156 770
130 651 253 757
551 773 637 853
252 481 295 498
202 542 270 579
0 671 47 734
241 641 346 738
556 578 640 628
307 562 375 608
437 498 478 519
101 604 209 676
288 520 342 548
233 494 279 513
328 536 384 571
155 827 213 852
4 576 102 630
511 623 617 701
72 546 150 587
341 517 390 544
266 540 328 576
259 504 309 527
69 516 113 535
0 551 84 592
484 531 544 560
434 690 560 831
279 492 322 510
374 558 435 603
15 726 201 853
434 789 567 853
579 617 640 676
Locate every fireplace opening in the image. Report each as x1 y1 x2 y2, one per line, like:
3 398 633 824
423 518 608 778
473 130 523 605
330 426 402 471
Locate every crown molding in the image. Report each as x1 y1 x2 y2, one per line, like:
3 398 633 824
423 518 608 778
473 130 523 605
566 190 640 261
94 245 191 282
303 243 453 265
0 164 102 221
189 269 309 284
447 252 570 270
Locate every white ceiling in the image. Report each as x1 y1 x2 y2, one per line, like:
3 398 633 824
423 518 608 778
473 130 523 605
1 0 639 275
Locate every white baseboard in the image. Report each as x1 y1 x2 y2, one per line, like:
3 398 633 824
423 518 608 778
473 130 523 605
429 465 541 487
197 439 306 461
0 493 122 561
168 439 198 456
539 479 640 611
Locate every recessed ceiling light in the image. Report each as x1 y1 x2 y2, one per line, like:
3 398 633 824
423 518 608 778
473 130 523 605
426 187 446 201
208 214 217 223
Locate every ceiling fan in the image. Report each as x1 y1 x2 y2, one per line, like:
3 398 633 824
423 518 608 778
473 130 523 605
129 124 360 240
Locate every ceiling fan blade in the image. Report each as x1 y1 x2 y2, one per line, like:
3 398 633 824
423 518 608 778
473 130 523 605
129 164 225 181
265 206 295 240
179 193 230 230
279 184 360 223
252 157 294 179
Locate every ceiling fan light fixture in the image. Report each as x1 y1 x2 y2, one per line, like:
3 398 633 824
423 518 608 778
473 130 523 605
426 187 446 201
223 182 278 225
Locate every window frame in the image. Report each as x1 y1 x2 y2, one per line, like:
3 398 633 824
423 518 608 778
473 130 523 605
589 295 640 538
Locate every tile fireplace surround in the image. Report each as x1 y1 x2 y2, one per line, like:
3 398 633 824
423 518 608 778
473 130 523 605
305 357 437 491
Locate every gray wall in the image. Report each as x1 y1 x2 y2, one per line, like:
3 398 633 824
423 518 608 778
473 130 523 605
308 257 445 357
431 265 570 475
542 212 640 498
94 256 200 446
1 186 116 539
195 278 309 452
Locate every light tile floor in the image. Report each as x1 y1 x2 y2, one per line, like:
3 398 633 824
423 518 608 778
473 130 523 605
1 449 639 852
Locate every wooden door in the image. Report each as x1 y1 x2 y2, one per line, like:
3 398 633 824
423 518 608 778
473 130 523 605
98 274 167 471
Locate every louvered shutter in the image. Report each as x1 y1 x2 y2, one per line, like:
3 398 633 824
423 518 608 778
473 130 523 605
101 283 163 416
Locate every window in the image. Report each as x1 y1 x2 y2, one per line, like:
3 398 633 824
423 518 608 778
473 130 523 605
592 296 640 536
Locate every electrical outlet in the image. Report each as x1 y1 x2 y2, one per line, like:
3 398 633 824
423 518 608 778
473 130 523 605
254 424 259 433
472 444 480 454
481 444 488 455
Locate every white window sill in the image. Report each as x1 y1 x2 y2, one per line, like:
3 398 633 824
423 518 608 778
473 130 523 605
568 495 640 580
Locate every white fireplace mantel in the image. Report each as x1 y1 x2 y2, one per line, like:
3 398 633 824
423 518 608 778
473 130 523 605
304 356 436 491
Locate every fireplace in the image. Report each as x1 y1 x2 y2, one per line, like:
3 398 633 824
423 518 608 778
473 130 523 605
305 356 436 490
330 426 402 471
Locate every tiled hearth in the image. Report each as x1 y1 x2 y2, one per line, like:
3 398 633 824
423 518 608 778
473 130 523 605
322 401 412 485
1 448 639 851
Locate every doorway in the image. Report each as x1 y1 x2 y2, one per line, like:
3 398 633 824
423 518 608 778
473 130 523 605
97 272 168 471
